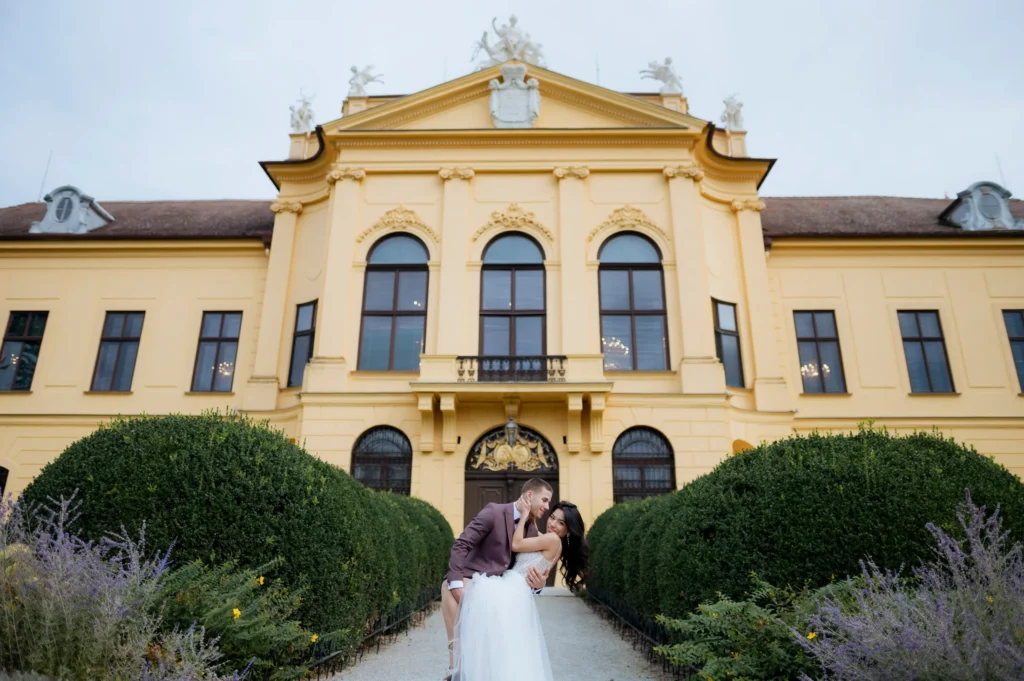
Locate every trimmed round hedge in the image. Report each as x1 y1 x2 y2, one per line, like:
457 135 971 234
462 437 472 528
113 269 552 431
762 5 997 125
21 413 454 638
588 429 1024 620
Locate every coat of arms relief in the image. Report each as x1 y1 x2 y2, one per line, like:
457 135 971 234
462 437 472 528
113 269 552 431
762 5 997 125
489 63 540 129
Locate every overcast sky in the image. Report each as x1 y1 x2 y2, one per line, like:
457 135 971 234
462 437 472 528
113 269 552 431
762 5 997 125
1 0 1021 208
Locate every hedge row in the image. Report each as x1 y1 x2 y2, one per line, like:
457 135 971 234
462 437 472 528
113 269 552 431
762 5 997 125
588 429 1024 621
22 412 454 641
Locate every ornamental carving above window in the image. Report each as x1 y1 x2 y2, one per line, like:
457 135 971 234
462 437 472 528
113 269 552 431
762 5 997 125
467 426 557 472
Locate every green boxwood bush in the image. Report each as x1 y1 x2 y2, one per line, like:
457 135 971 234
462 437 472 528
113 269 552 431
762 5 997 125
21 412 453 641
588 428 1024 622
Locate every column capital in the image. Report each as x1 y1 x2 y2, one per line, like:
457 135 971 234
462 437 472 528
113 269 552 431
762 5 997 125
731 198 766 213
325 165 366 184
439 167 475 181
662 164 704 182
270 200 304 215
553 166 590 180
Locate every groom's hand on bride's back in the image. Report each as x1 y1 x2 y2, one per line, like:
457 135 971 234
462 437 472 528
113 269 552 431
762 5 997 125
526 566 548 590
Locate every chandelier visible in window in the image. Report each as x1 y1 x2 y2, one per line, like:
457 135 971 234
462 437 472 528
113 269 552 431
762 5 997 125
800 362 832 378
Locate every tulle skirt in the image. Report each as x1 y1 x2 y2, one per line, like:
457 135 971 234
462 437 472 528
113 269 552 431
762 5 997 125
451 571 554 681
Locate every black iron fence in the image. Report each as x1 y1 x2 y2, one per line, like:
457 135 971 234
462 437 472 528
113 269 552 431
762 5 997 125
456 355 567 383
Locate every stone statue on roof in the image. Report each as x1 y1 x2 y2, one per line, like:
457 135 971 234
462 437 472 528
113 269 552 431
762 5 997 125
472 15 546 69
289 91 315 134
348 65 384 97
721 94 744 131
640 57 682 95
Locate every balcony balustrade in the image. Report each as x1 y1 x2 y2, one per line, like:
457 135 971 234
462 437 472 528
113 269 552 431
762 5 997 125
456 355 567 383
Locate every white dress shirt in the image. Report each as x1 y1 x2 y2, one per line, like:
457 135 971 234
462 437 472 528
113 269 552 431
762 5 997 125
449 505 521 590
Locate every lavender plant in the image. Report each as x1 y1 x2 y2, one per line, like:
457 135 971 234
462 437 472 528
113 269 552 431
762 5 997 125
800 490 1024 680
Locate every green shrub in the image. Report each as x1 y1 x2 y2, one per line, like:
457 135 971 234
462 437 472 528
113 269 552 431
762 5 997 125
22 413 452 642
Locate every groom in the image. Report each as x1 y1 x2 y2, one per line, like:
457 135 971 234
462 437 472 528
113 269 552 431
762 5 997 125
441 478 553 672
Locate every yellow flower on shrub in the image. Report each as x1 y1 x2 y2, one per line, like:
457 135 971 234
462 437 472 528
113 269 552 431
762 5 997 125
233 608 241 620
258 575 264 586
807 632 817 640
986 594 994 604
311 634 319 643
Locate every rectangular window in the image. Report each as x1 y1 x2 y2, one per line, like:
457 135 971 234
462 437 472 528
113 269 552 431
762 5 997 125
91 312 144 392
794 311 847 393
713 300 744 387
898 310 954 393
191 312 242 392
1003 310 1024 391
1 311 48 391
288 301 316 387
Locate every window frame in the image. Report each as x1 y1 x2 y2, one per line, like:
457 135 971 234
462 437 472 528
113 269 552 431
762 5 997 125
598 233 669 372
898 309 955 394
479 233 547 357
357 236 430 371
611 426 677 503
1 311 48 392
1002 309 1024 391
712 299 745 388
350 426 413 496
90 311 145 392
190 311 242 393
793 310 848 394
287 300 317 388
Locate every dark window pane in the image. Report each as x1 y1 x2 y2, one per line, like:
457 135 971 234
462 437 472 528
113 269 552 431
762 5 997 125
794 312 815 339
482 317 510 355
12 341 39 391
1004 311 1024 338
514 270 544 310
898 312 919 338
918 312 941 338
27 314 47 337
798 340 822 393
599 234 660 263
1011 341 1024 388
387 464 411 486
369 235 428 264
923 341 952 392
353 464 380 487
364 271 396 311
103 313 124 337
201 313 222 337
635 316 667 370
599 270 630 310
814 312 837 338
393 317 425 371
483 234 543 264
192 341 217 392
0 341 21 390
716 303 737 332
296 304 314 332
213 342 237 392
359 317 393 370
721 334 743 387
632 271 664 310
614 466 641 486
93 341 120 390
396 272 427 311
482 271 512 310
515 317 543 355
222 313 242 339
113 342 138 391
819 341 846 393
124 313 144 338
289 335 310 386
904 341 930 392
644 466 673 490
601 316 633 370
7 313 28 336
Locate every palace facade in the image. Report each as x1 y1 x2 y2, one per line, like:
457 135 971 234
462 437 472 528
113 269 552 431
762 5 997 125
2 61 1023 535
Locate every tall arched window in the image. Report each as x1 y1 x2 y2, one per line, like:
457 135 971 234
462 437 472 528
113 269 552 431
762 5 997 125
612 426 675 503
351 426 412 495
598 233 668 371
359 235 429 371
480 233 546 357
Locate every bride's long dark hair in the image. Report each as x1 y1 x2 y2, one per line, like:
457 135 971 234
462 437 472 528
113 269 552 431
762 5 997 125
553 501 590 592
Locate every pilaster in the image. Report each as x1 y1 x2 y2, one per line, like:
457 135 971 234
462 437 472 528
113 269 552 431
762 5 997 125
436 168 474 354
418 393 436 454
566 392 583 453
440 392 458 454
664 165 725 395
589 393 606 454
732 198 792 412
555 167 589 356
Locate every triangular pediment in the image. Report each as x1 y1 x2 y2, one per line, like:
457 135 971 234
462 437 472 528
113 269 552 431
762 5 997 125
322 62 706 132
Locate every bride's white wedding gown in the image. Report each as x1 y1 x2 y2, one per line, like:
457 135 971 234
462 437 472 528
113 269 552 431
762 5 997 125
451 551 555 681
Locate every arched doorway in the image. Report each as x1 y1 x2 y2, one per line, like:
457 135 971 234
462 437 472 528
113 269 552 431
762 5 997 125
465 422 559 586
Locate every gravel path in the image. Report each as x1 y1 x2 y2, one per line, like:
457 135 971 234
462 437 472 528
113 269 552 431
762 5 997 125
329 589 672 681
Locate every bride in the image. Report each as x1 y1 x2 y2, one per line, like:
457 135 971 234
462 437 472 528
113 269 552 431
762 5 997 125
451 499 590 681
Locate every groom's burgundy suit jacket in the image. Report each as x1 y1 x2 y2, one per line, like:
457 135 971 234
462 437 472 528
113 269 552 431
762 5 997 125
447 502 539 584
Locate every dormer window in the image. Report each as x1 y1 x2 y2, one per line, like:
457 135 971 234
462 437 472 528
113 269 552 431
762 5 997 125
55 197 74 222
940 181 1024 231
29 185 113 235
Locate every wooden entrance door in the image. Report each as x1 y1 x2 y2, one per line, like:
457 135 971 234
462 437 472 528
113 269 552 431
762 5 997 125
464 424 559 586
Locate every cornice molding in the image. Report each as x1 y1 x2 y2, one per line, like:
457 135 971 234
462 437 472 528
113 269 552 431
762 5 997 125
356 206 440 244
553 166 590 180
325 165 366 184
473 203 553 242
588 205 669 244
269 200 303 215
438 167 475 181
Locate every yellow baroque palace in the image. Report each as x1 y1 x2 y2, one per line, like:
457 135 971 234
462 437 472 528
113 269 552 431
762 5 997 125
2 61 1023 534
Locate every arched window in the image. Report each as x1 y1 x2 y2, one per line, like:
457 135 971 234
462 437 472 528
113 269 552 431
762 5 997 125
598 233 668 371
480 233 546 357
359 235 429 371
612 426 675 502
351 426 412 495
